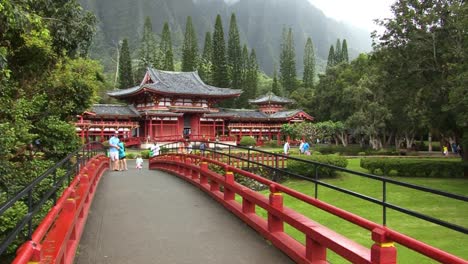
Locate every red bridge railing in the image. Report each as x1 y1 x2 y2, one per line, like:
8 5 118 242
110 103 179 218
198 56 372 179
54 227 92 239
150 152 468 264
9 154 109 264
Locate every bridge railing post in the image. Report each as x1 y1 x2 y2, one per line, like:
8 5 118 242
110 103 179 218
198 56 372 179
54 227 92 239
224 170 235 201
268 184 283 233
371 228 397 264
200 161 208 185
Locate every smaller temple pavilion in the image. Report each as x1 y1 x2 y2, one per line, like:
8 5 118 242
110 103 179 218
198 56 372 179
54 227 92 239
75 68 313 146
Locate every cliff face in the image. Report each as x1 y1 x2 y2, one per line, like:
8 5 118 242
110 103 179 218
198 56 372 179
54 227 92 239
81 0 371 75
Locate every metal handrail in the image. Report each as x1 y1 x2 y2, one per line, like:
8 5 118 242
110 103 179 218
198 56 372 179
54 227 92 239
157 141 468 235
0 142 106 257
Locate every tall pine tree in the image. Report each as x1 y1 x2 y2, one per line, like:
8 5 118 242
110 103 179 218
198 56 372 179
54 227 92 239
334 39 342 64
211 14 229 88
303 37 315 88
279 27 297 94
246 48 258 100
198 31 213 83
182 16 198 72
271 66 281 96
160 22 174 71
227 13 242 90
237 44 250 108
136 17 160 79
326 45 335 69
118 38 134 89
342 39 349 63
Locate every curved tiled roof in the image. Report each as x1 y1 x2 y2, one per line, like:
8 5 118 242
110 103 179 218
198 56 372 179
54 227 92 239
89 104 140 117
108 69 241 98
248 92 294 104
205 108 310 121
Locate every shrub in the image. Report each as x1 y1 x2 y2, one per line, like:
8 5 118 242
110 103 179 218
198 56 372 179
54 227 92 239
263 140 281 148
239 136 256 147
126 152 136 159
287 154 348 178
360 158 466 178
140 150 151 159
358 152 366 156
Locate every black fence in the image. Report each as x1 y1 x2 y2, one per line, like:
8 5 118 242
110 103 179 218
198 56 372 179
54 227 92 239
0 142 106 258
158 141 468 235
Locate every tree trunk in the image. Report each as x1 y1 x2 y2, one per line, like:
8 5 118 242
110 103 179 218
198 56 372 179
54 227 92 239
428 131 432 152
462 127 468 177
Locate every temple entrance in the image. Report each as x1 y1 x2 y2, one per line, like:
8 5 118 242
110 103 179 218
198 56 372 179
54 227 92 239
184 114 192 139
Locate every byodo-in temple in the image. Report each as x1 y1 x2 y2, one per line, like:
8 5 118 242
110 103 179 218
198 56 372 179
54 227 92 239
75 68 313 147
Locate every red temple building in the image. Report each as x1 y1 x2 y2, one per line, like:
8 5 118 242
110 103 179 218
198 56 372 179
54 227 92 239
75 68 313 146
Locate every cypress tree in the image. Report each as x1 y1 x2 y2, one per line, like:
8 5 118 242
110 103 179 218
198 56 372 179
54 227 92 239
160 22 174 71
272 67 281 96
334 39 342 64
118 38 134 89
211 14 229 88
247 48 258 100
303 37 315 88
198 31 213 83
237 44 250 108
326 45 335 68
136 17 160 79
279 27 297 94
182 16 198 72
227 13 242 90
342 39 349 63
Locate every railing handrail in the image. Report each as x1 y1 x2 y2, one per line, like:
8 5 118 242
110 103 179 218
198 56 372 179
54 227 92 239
157 141 468 234
0 142 106 257
151 146 468 263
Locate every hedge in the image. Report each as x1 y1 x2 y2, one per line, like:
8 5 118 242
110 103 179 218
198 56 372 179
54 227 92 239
287 154 348 178
360 158 466 178
239 136 256 147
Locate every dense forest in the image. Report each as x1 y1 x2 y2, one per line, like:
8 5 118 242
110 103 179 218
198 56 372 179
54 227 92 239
79 0 371 75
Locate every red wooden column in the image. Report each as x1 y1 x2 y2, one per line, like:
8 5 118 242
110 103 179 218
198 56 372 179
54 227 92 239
149 118 153 140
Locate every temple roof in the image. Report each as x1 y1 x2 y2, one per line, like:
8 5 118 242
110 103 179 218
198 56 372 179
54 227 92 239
108 68 242 98
205 108 312 121
86 104 140 117
248 92 294 105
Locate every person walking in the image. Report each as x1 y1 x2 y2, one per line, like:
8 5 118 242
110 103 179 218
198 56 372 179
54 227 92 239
118 139 127 171
299 140 305 155
303 141 311 155
283 141 290 155
150 143 160 157
108 132 120 171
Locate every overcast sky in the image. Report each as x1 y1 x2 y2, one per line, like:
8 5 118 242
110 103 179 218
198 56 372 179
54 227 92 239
308 0 395 32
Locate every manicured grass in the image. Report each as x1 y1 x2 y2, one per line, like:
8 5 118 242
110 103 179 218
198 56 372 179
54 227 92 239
244 158 468 263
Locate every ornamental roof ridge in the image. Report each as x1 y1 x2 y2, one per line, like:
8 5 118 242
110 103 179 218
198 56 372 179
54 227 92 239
248 91 295 104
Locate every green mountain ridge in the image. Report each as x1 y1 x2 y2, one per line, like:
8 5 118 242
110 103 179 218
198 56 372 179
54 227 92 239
81 0 371 76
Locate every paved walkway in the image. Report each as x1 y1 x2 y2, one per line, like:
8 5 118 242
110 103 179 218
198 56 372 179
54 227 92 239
75 166 293 264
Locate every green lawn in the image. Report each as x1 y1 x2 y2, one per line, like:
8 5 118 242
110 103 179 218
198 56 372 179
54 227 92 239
243 158 468 263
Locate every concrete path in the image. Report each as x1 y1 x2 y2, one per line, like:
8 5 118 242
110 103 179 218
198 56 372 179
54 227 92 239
75 166 293 264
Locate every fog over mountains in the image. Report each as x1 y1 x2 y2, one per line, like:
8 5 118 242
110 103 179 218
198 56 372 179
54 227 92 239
81 0 372 75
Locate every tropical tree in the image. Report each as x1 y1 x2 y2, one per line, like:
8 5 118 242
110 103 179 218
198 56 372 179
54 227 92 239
303 37 315 88
136 17 160 78
326 45 335 68
227 13 242 90
181 16 198 72
342 39 349 63
279 27 297 94
160 22 174 71
211 14 229 88
118 38 134 88
198 31 213 83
